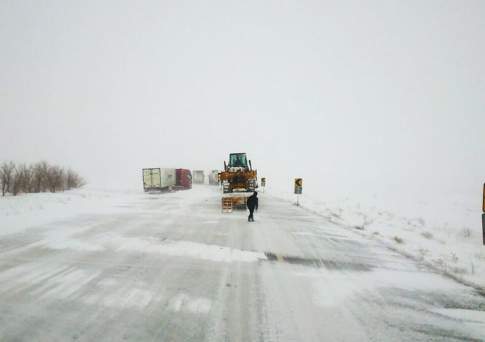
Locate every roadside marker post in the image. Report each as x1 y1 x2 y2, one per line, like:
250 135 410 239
482 213 485 246
294 178 303 206
482 183 485 246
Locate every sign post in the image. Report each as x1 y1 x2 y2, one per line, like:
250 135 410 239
482 213 485 246
294 178 303 206
482 183 485 246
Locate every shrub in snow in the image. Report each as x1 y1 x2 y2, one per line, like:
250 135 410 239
461 227 471 239
450 252 459 263
421 231 433 239
451 266 467 275
418 248 429 260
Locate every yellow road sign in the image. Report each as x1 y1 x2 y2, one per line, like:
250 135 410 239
294 178 303 194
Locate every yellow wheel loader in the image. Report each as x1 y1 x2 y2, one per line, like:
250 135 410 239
219 153 258 211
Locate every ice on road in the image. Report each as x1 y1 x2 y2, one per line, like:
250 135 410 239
0 186 484 341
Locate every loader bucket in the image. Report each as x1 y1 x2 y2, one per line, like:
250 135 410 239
221 193 250 212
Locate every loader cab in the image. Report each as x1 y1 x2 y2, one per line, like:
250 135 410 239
228 153 248 169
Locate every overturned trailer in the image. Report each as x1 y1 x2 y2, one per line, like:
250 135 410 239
175 169 192 190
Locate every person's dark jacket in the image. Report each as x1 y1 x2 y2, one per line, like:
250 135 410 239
247 193 258 210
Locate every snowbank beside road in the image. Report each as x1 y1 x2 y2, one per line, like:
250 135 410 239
0 184 225 237
0 188 140 237
269 187 485 289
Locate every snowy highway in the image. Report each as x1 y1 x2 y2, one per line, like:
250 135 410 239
1 186 485 341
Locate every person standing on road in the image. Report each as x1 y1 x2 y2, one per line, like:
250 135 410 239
247 191 258 222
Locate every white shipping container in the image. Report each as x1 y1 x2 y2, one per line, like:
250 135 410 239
143 168 161 190
160 168 176 188
143 168 176 191
193 170 205 184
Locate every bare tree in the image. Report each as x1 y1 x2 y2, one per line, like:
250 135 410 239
32 161 48 193
66 169 85 190
46 165 65 193
12 164 33 195
1 161 84 195
54 167 65 192
46 166 57 193
0 161 15 196
25 164 35 192
12 166 22 196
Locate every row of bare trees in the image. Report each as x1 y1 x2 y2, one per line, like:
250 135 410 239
0 161 85 196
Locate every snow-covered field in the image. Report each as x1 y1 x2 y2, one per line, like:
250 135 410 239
0 189 136 237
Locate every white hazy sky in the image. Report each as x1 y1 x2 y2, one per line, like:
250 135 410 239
1 1 484 201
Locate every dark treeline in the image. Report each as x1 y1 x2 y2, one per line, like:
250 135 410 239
0 161 85 196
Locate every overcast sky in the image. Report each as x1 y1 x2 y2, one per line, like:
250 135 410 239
1 1 484 201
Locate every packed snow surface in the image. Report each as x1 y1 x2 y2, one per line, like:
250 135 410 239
0 186 484 341
271 186 485 290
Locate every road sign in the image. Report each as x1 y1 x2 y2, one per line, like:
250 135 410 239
261 177 266 187
294 178 303 194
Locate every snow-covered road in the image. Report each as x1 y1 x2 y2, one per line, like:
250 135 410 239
1 186 484 341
